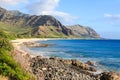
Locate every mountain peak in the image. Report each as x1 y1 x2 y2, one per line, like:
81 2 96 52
0 7 100 38
67 25 100 38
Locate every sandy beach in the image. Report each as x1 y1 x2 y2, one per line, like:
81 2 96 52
11 38 62 58
10 38 120 80
11 38 46 57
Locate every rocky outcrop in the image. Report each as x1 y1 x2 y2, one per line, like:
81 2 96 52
99 72 120 80
86 60 95 66
31 56 97 80
67 24 100 38
12 42 120 80
23 42 54 48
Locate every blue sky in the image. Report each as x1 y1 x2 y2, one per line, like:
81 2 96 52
0 0 120 39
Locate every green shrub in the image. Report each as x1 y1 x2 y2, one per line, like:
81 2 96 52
0 38 13 51
0 38 34 80
0 30 15 40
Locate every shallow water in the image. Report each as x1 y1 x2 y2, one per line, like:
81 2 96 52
29 39 120 73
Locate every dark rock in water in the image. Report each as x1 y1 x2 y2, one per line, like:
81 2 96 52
100 72 120 80
71 59 90 70
23 42 54 48
63 59 72 65
49 56 62 60
89 67 96 72
86 60 95 66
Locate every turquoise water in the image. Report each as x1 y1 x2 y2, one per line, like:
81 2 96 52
29 39 120 73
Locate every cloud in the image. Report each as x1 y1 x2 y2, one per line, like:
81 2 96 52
103 14 120 26
0 0 77 24
28 0 59 15
104 14 120 20
27 0 77 24
53 11 78 24
0 0 28 6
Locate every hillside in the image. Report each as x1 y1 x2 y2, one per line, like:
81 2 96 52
0 7 100 38
67 25 100 38
0 31 34 80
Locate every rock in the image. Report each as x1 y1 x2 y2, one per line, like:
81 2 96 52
89 67 96 72
23 42 54 48
49 56 63 61
100 72 120 80
31 57 97 80
71 59 89 70
35 70 44 80
86 61 95 66
42 68 47 71
63 59 72 65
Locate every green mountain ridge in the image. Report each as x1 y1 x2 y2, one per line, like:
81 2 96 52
0 7 100 38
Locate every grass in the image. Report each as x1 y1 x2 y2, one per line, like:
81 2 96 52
0 31 35 80
31 26 71 38
0 22 33 35
0 22 67 38
0 21 77 38
0 30 16 40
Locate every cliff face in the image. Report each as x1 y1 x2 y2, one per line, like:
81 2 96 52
0 7 73 37
0 7 100 38
67 25 100 38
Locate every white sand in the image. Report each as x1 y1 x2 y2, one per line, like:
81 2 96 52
11 38 49 43
11 38 59 58
11 38 48 58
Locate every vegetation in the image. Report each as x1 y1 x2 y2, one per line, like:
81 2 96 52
0 31 16 40
30 26 74 38
0 22 33 38
0 22 32 34
0 32 34 80
0 22 74 38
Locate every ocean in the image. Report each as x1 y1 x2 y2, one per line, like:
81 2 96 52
29 39 120 73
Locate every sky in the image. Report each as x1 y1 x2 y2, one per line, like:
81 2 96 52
0 0 120 39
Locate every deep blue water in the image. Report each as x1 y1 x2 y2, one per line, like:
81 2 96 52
29 39 120 72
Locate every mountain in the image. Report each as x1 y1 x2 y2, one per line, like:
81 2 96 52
67 25 100 38
0 7 100 38
0 7 73 38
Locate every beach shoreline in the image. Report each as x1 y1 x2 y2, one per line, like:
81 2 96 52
11 38 120 80
11 38 102 73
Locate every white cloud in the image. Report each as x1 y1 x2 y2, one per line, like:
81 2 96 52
27 0 77 24
104 14 120 20
104 14 120 26
53 11 78 23
28 0 59 15
0 0 77 24
0 0 28 6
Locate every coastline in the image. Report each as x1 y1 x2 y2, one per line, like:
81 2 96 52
10 38 113 73
11 38 62 56
11 38 102 72
11 38 120 80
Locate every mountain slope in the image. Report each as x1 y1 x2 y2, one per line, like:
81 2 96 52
0 7 73 38
67 25 100 38
0 7 100 38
